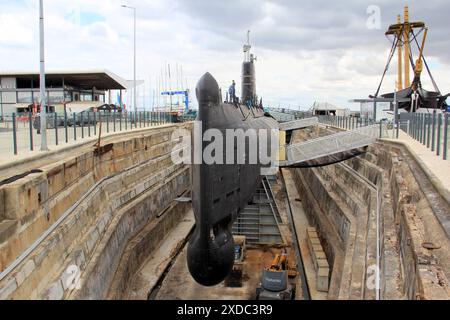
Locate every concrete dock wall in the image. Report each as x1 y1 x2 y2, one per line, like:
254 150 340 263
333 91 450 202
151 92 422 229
0 124 192 300
291 127 450 300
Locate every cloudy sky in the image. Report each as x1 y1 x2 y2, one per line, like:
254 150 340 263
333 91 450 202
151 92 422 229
0 0 449 110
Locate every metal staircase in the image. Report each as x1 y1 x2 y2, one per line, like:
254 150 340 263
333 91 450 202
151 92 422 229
232 176 283 245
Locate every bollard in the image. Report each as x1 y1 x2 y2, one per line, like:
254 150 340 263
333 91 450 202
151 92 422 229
417 113 420 142
415 114 418 139
415 113 418 140
55 113 59 145
379 119 383 139
130 112 133 130
432 110 437 152
408 114 412 135
427 113 431 148
81 112 84 139
443 113 448 160
396 114 400 139
113 112 116 132
12 113 18 155
420 113 425 144
88 112 91 137
422 113 426 146
73 113 77 141
419 114 423 144
64 110 68 143
424 113 428 145
29 112 34 151
93 112 97 136
106 112 110 133
437 113 442 156
419 113 423 143
414 113 417 140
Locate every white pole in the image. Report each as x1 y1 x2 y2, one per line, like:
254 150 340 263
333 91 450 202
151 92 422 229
176 63 179 108
168 64 172 112
39 0 48 151
133 8 136 113
121 5 137 113
157 77 160 110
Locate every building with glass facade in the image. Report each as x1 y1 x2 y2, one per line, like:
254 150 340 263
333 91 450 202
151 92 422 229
0 70 133 118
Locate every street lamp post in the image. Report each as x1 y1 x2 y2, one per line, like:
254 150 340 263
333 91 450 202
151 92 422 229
39 0 48 151
121 4 137 114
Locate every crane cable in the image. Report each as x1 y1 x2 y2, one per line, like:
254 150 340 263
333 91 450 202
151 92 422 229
374 35 400 98
411 28 441 93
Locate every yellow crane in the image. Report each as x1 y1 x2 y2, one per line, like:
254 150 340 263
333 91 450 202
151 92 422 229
385 5 426 91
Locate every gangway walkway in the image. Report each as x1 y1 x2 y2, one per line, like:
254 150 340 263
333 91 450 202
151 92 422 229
281 125 380 167
279 117 319 131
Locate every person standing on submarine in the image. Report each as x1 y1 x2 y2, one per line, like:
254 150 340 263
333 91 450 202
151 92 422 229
229 80 236 103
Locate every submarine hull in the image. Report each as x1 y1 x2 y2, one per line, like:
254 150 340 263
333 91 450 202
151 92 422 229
187 73 278 286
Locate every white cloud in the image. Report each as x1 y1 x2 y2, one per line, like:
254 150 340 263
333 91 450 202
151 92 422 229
0 0 449 110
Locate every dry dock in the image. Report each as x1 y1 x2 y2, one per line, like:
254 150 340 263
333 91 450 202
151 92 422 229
0 121 449 300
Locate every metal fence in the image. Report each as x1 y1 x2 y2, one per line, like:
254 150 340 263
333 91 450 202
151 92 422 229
318 115 378 131
317 113 449 161
0 111 180 156
399 111 449 161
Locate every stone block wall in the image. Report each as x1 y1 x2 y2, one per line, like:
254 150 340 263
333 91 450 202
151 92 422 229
0 123 192 300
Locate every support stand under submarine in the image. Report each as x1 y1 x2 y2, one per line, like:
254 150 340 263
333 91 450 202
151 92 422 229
187 36 366 287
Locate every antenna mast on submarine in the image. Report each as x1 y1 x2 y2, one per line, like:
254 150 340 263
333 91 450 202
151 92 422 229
243 30 252 62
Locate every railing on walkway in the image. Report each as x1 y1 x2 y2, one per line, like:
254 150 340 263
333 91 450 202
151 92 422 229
318 115 377 131
317 113 449 161
0 111 182 156
284 124 380 166
399 112 449 161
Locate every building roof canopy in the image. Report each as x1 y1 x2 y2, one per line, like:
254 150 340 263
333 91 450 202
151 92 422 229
0 69 140 90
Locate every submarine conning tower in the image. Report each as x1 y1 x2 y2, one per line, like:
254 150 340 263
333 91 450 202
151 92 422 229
241 31 257 106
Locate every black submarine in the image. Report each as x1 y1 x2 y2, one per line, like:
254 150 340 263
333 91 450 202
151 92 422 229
187 38 279 286
186 34 370 286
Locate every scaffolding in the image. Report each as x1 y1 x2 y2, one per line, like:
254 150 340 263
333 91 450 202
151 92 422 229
232 176 283 245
